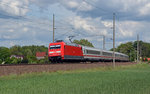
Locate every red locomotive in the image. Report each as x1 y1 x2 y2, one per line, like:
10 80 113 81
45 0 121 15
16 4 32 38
48 40 129 63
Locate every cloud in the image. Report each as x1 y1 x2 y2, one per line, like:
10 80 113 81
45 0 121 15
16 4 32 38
65 1 79 8
0 17 52 42
23 27 28 32
61 0 93 11
29 0 58 8
139 3 150 16
69 16 109 36
0 0 29 17
59 0 150 21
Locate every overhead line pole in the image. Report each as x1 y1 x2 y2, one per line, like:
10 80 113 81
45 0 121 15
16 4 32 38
137 34 139 63
103 35 105 50
53 14 55 43
113 13 116 68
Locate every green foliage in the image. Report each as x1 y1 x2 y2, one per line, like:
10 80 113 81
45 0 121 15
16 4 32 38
4 57 21 64
10 45 48 58
38 59 46 64
0 59 2 64
115 42 135 61
27 55 37 64
73 39 94 47
11 57 18 64
5 57 12 64
21 57 28 64
114 41 150 61
0 45 48 64
13 45 48 64
0 47 11 62
10 45 22 55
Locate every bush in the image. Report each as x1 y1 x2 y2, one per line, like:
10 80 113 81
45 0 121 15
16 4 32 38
37 59 45 64
5 57 12 64
0 59 2 64
21 57 28 64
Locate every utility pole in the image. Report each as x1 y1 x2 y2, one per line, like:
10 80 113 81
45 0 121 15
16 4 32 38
53 14 55 43
103 35 105 50
113 13 115 68
137 34 139 63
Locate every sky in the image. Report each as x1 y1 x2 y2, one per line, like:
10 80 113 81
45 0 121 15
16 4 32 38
0 0 150 49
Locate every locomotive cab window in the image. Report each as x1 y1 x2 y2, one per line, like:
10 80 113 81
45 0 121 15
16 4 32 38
50 45 61 49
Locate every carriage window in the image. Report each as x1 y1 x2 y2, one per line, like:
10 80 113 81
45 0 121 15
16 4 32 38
102 52 112 56
86 50 100 55
50 45 61 49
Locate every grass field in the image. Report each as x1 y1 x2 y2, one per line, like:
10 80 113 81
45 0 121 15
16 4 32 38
0 64 150 94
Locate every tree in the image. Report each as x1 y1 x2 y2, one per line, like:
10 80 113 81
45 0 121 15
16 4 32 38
114 41 150 61
0 59 2 64
10 45 22 55
114 42 136 61
73 39 94 47
0 47 11 63
117 42 136 61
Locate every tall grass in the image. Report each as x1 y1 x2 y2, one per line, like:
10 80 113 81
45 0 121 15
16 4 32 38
0 64 150 94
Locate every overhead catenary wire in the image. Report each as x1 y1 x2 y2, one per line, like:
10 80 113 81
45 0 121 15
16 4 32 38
0 1 111 30
82 0 112 14
54 28 75 40
0 1 73 25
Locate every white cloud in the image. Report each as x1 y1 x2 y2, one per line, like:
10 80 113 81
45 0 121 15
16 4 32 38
102 21 112 28
66 1 79 8
77 1 93 11
23 27 28 32
139 3 150 16
0 0 29 16
60 0 93 11
118 28 133 37
0 17 51 43
8 29 14 33
69 16 108 36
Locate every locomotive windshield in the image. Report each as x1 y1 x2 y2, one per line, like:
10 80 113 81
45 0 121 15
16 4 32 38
50 45 61 49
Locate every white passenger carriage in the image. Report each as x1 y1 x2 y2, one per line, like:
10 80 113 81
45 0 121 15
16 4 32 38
82 46 129 62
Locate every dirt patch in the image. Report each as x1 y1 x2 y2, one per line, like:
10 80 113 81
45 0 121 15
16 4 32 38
0 62 136 76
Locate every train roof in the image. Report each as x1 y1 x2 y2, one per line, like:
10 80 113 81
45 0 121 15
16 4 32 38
49 41 81 47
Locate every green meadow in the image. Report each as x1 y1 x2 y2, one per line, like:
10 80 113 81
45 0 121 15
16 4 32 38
0 64 150 94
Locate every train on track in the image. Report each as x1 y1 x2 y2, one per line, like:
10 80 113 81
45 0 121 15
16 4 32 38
48 41 129 63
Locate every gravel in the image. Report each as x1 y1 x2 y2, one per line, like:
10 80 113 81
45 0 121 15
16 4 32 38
0 62 136 76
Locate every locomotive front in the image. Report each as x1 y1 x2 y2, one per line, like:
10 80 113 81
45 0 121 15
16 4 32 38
48 42 65 62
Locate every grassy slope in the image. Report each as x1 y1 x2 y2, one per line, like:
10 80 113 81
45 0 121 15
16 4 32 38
0 64 150 94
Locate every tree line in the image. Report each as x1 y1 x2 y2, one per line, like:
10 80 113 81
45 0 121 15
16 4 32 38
0 45 48 64
112 41 150 61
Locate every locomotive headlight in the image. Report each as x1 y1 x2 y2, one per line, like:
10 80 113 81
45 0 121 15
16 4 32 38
49 52 54 53
56 51 61 53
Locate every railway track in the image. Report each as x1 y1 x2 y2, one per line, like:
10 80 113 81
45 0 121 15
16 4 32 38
0 62 136 76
